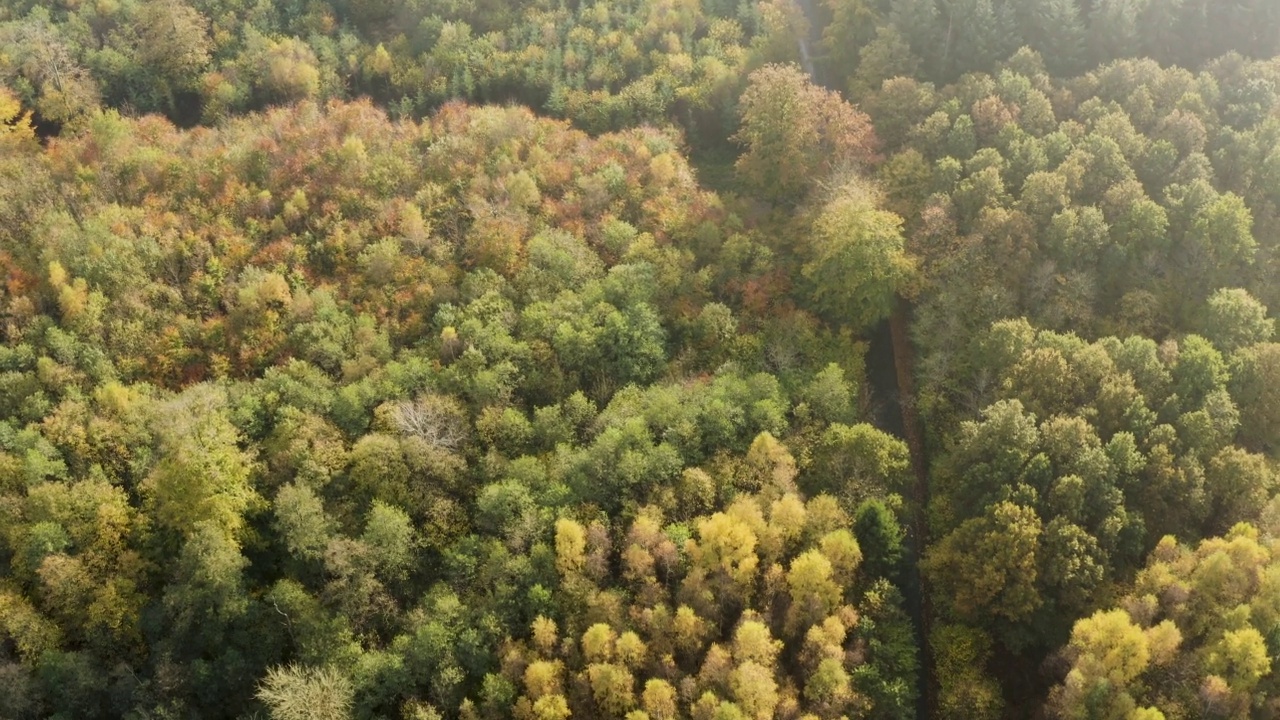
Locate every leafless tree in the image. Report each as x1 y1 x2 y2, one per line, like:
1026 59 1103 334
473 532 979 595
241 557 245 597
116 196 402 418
391 393 468 451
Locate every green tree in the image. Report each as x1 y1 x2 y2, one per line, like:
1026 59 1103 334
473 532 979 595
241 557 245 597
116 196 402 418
853 500 906 583
127 0 212 105
819 0 881 80
786 550 843 635
163 520 251 635
802 181 914 330
0 23 101 127
848 26 922 98
1012 0 1085 75
808 423 912 507
931 624 1003 720
1229 343 1280 452
936 0 1015 79
1204 447 1274 533
887 0 939 68
924 502 1042 623
852 580 919 720
1198 288 1274 353
1178 191 1257 301
1089 0 1144 64
274 483 337 562
143 385 259 540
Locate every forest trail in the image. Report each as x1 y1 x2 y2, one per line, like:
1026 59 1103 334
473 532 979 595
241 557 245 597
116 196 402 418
794 0 819 82
889 301 934 720
787 2 935 716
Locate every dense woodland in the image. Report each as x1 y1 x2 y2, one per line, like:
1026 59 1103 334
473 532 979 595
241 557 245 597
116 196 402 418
3 0 1280 719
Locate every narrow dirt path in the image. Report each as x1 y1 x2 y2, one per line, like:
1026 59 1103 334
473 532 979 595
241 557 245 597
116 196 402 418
787 5 935 715
889 300 934 720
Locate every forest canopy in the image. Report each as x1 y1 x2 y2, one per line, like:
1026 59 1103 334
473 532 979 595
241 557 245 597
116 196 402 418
3 1 1280 720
